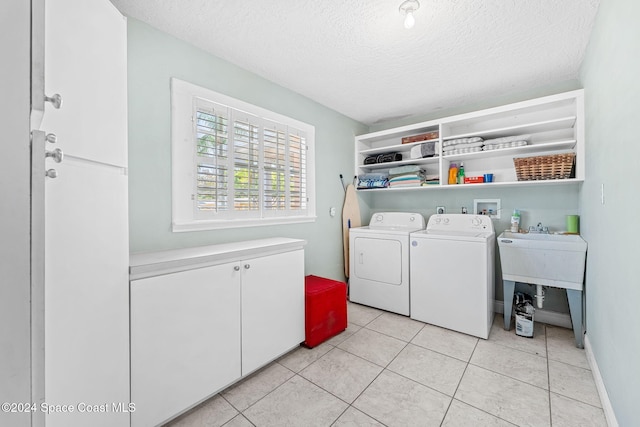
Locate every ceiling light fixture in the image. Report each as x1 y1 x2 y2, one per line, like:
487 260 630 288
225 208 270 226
399 0 420 29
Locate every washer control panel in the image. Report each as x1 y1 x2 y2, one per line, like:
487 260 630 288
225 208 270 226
427 214 494 232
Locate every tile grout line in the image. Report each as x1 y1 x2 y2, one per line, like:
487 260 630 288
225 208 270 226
333 313 422 426
230 358 318 423
439 338 519 427
546 324 554 427
438 338 479 427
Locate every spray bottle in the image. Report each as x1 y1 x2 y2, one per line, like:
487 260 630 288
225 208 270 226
510 209 520 233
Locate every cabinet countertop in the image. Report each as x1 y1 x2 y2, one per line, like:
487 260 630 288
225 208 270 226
129 237 306 280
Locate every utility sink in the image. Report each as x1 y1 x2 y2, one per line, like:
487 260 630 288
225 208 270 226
498 231 587 348
498 231 587 290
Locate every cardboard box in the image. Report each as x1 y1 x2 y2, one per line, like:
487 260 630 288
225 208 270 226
464 176 485 184
401 131 439 144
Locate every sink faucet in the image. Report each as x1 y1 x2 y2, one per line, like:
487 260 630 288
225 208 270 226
528 222 549 234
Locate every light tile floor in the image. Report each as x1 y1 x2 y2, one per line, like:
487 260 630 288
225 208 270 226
166 302 607 427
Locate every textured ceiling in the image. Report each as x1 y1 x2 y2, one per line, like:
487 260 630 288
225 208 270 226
110 0 600 125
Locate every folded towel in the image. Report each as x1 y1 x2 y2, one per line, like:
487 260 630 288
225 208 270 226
483 134 531 145
377 152 402 163
483 140 528 150
357 179 388 189
357 173 389 189
444 146 483 156
363 152 402 165
364 156 378 164
389 175 423 183
443 141 484 152
389 170 426 179
389 180 422 187
443 136 483 147
388 165 422 175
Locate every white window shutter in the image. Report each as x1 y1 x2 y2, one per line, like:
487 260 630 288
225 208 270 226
171 78 315 230
193 98 230 217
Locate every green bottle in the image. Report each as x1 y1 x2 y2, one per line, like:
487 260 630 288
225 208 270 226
458 162 465 184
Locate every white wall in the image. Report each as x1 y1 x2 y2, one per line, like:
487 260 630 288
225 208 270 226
0 1 32 426
579 0 640 424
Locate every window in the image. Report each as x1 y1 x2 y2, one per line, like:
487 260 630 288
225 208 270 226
171 78 315 231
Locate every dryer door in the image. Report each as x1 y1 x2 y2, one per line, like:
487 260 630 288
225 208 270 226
353 236 402 285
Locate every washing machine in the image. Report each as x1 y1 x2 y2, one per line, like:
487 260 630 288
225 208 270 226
410 214 495 339
349 212 425 315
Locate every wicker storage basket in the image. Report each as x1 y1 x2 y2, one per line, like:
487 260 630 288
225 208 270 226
513 153 575 181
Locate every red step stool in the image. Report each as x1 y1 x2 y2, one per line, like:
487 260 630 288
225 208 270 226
304 275 348 348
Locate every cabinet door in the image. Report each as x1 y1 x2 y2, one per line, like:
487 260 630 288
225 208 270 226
131 264 241 427
241 250 305 375
44 161 129 427
42 0 127 166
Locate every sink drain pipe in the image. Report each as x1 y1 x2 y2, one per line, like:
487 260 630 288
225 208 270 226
535 285 545 309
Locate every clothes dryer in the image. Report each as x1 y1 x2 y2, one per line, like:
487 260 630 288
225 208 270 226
410 214 495 339
349 212 425 315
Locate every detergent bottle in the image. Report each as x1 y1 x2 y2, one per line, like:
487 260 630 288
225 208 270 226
448 163 458 185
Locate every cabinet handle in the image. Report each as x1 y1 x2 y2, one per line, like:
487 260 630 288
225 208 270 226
244 264 250 269
44 93 63 109
45 133 57 144
46 148 64 163
233 266 240 271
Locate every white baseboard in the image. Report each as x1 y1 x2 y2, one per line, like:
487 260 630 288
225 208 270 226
493 300 572 328
584 335 618 427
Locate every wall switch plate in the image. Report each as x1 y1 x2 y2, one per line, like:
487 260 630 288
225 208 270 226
436 206 445 215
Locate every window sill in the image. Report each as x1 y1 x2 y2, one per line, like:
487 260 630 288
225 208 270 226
172 216 317 232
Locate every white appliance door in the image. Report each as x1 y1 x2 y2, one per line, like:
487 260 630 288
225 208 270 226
31 0 129 426
411 237 489 338
353 236 402 285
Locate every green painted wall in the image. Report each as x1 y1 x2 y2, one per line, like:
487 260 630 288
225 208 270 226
127 19 367 281
579 0 640 423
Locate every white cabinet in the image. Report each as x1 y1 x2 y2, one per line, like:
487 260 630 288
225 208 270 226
37 0 130 426
130 264 241 427
355 90 585 190
130 238 305 427
242 250 305 375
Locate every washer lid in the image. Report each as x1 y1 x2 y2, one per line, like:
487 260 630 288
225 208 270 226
426 214 494 233
411 229 494 241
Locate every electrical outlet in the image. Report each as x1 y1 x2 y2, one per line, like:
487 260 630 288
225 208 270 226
436 206 445 215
